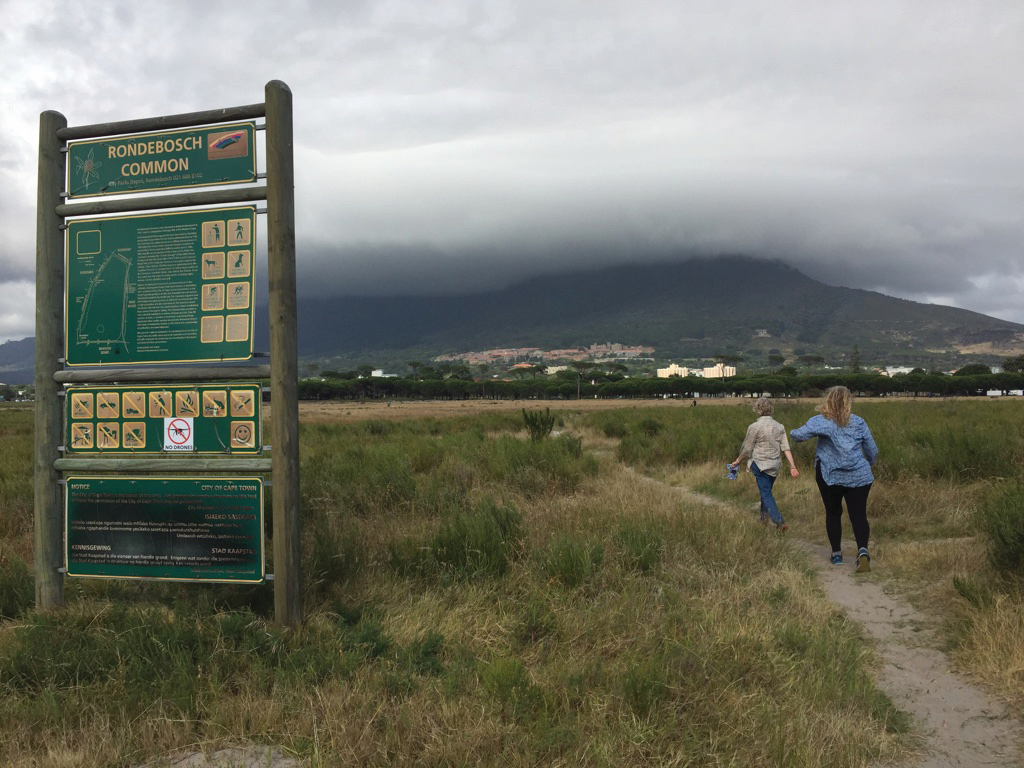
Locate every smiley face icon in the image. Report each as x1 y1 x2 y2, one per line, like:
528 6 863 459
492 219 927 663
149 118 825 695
230 420 255 449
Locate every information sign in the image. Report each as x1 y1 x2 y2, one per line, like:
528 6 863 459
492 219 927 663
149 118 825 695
66 123 257 197
66 383 261 454
65 206 256 366
66 476 264 582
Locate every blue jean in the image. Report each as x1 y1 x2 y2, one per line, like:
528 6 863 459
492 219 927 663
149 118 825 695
751 462 784 525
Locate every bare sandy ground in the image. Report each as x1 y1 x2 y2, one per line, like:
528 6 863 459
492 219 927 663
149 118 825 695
297 396 712 423
136 746 302 768
806 539 1022 768
294 395 947 424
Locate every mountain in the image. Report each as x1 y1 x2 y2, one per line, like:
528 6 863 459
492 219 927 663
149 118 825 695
297 256 1024 367
6 257 1022 385
0 337 34 387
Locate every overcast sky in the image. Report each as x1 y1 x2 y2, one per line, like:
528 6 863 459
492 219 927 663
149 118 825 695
1 0 1022 343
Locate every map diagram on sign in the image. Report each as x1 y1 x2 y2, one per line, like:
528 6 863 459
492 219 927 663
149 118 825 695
75 251 132 354
66 207 256 366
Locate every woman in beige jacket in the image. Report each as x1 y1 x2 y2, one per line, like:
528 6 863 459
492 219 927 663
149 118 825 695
730 397 799 532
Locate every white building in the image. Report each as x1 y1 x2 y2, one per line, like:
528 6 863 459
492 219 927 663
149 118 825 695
656 363 691 378
702 363 736 379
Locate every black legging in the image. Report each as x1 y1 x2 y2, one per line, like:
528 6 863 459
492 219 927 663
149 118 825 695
815 462 871 553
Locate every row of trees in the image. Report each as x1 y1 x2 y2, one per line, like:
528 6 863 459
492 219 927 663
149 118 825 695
299 368 1024 402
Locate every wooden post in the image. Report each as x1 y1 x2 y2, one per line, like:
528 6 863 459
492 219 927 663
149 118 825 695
35 110 67 609
265 81 301 626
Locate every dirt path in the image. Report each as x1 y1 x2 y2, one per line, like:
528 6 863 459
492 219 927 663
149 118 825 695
803 536 1022 768
674 480 1023 767
135 745 302 768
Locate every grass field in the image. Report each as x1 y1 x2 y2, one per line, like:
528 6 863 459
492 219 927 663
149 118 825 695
0 397 1022 766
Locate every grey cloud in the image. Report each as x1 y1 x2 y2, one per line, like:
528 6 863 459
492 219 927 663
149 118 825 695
1 0 1023 343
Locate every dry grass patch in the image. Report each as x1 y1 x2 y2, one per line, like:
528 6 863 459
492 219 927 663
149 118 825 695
0 408 917 766
952 595 1024 709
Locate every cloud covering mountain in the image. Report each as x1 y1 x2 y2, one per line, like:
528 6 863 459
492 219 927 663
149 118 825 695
1 1 1022 343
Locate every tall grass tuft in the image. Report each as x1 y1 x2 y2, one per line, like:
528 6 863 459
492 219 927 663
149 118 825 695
615 520 664 573
980 482 1024 576
431 498 524 578
388 498 525 581
0 551 32 620
0 409 32 547
622 658 669 716
540 536 604 587
480 656 544 721
307 516 364 594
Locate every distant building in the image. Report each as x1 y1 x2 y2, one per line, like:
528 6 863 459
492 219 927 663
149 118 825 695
435 342 654 365
702 363 736 379
656 363 691 378
587 342 656 359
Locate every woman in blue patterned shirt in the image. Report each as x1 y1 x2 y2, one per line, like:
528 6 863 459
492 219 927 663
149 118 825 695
791 386 878 572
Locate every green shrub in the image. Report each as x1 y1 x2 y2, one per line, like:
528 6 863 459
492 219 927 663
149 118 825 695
554 433 583 459
523 407 556 442
483 435 598 497
0 555 32 620
516 597 558 646
980 482 1024 576
308 520 363 593
481 656 543 720
952 575 995 608
616 521 664 573
622 660 669 717
342 620 392 659
541 537 603 588
388 536 435 579
432 498 524 578
634 417 664 437
406 630 446 676
600 419 628 439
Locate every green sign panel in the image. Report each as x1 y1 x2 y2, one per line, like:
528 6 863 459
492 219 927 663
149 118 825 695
66 383 262 455
66 123 257 198
66 476 264 582
65 206 256 366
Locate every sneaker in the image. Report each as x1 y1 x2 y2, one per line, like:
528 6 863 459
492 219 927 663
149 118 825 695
856 550 871 573
830 553 843 566
776 523 788 534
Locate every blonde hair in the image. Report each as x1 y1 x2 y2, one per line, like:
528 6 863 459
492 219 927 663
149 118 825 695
752 397 774 417
818 386 852 427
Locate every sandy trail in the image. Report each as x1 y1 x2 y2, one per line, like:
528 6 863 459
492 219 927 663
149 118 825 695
806 538 1021 768
672 478 1023 768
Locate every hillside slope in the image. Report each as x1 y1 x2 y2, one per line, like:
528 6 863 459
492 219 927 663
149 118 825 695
5 257 1021 384
296 256 1024 363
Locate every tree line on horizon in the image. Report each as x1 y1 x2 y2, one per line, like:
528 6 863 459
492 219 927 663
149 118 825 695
299 356 1024 402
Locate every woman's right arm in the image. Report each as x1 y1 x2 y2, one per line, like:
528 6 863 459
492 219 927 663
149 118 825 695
790 417 818 443
860 420 879 465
